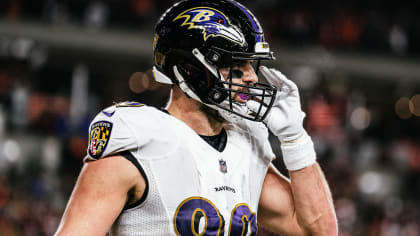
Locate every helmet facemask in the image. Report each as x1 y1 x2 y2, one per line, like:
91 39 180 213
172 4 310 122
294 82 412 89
199 48 277 122
154 48 277 122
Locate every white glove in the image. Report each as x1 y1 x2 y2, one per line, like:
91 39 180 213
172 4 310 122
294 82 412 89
247 66 316 171
248 66 305 141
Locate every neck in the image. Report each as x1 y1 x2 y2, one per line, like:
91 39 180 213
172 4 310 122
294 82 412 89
167 86 224 136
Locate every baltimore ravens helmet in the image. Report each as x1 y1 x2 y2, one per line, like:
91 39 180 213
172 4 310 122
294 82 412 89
153 0 277 122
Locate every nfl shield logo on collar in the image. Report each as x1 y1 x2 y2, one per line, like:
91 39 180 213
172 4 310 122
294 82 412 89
219 159 227 174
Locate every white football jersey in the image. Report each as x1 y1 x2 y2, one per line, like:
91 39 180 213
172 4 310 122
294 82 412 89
85 102 275 236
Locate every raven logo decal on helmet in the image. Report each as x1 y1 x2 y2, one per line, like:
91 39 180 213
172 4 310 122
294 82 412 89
173 7 245 46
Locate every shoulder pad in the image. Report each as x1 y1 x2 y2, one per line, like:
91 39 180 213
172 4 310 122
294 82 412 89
228 120 275 163
115 101 144 108
99 101 144 118
85 103 170 162
86 103 145 161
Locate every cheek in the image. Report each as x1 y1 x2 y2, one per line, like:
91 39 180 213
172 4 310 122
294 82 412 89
219 69 229 80
219 70 242 84
231 79 242 85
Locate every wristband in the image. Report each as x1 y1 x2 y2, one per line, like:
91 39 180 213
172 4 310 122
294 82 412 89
280 130 316 171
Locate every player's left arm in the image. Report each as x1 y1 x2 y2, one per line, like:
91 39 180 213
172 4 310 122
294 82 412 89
248 66 337 235
258 163 337 236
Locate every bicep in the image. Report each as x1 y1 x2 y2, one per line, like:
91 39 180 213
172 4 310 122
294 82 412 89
258 164 306 236
55 155 144 236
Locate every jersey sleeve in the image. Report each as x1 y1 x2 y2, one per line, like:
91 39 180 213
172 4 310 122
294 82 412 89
84 105 139 162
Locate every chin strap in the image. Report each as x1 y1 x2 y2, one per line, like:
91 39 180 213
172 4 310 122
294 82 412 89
152 66 173 84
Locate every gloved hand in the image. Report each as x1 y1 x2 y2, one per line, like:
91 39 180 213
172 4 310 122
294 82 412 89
247 66 316 171
247 66 305 142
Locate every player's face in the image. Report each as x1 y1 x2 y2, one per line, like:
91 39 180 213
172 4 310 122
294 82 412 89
219 61 258 103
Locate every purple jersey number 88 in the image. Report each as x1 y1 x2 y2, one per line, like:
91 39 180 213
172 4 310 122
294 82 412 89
173 197 257 236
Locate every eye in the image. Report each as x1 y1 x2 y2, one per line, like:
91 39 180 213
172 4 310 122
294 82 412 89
231 69 243 78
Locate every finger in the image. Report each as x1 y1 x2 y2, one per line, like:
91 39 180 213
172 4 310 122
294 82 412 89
246 100 268 122
260 66 300 98
249 99 288 128
259 66 283 88
270 69 298 91
261 66 298 93
246 100 268 113
263 66 285 88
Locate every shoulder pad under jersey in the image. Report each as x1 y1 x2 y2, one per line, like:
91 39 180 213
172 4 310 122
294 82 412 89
228 119 276 164
84 102 147 161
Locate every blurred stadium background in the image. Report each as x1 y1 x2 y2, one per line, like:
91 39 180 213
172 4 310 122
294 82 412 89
0 0 419 235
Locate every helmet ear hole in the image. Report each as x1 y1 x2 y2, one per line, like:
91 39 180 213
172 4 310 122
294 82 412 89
208 88 228 104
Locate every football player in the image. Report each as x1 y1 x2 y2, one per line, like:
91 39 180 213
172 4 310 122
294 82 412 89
55 0 337 235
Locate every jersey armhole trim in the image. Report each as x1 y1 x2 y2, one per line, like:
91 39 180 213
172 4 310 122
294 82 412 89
120 151 149 210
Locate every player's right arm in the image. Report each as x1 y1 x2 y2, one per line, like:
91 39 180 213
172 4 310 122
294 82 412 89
56 104 150 235
55 155 145 235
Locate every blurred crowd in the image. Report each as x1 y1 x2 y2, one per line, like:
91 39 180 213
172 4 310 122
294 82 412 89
1 0 420 56
0 0 420 235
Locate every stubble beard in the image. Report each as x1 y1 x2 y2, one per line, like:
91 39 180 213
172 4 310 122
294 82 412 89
199 104 226 125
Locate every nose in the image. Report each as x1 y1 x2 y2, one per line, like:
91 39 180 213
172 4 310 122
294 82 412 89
240 63 258 84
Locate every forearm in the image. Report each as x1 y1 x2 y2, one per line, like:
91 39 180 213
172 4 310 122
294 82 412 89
252 66 337 234
289 163 337 235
